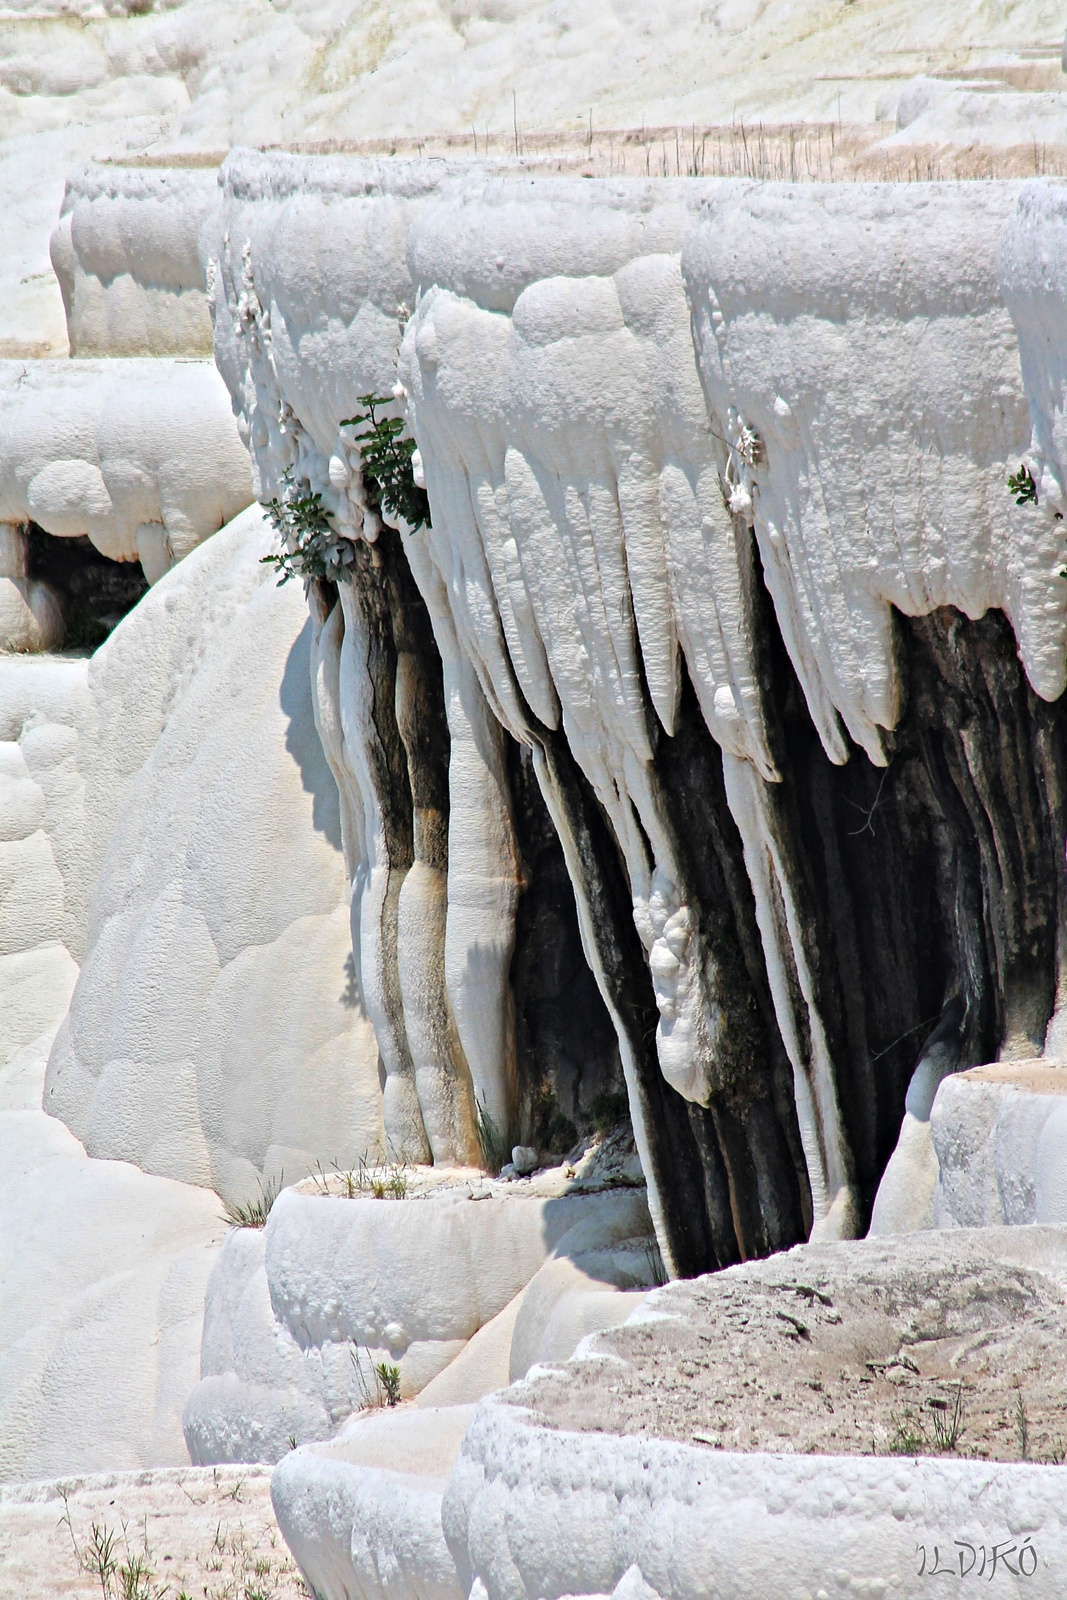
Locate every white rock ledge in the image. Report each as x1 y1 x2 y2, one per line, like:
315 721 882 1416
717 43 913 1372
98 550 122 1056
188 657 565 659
445 1398 1066 1600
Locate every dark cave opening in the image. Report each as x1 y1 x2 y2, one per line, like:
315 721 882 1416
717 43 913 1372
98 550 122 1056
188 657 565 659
747 539 1067 1229
507 732 625 1151
25 523 149 651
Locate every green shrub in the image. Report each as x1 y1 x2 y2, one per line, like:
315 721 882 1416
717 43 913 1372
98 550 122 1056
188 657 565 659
261 474 357 587
1008 463 1038 505
341 394 431 532
262 394 429 588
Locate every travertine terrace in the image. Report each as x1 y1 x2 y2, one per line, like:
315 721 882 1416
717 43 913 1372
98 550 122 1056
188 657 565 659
7 5 1067 1599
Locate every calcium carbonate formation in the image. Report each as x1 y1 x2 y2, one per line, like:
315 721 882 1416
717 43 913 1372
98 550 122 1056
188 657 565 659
200 153 1067 1283
8 134 1067 1599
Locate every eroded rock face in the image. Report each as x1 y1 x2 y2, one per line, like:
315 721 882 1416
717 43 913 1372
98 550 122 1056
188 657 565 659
207 152 626 1172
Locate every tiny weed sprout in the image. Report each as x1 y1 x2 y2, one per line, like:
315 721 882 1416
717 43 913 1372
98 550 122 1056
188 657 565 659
351 1346 403 1408
475 1097 510 1175
929 1384 964 1452
222 1172 282 1229
1007 463 1038 505
376 1361 403 1406
341 394 431 532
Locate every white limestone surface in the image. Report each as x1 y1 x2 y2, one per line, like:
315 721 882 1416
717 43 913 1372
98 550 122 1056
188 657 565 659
683 180 1055 766
0 1035 223 1482
3 0 1064 362
931 1062 1067 1229
184 1183 651 1465
272 1406 472 1600
445 1394 1067 1600
44 505 384 1201
999 178 1067 523
50 162 218 357
0 357 251 585
0 653 87 1068
210 149 526 1163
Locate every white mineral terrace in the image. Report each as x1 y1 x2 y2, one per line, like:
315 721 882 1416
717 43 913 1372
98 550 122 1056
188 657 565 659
7 18 1067 1595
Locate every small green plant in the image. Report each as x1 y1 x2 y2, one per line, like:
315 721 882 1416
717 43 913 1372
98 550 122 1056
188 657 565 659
1016 1387 1030 1460
341 394 431 532
118 1551 153 1600
475 1097 511 1175
351 1345 403 1408
85 1522 118 1599
222 1172 282 1229
929 1384 964 1452
376 1361 402 1406
1008 463 1038 505
370 1165 408 1200
889 1409 927 1456
261 473 357 587
312 1152 408 1199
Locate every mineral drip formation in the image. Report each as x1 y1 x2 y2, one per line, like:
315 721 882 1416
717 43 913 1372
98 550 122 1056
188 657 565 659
206 153 1067 1277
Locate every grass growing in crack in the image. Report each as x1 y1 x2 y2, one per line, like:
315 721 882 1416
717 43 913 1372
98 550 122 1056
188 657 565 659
310 1154 408 1199
890 1388 965 1457
222 1172 283 1229
889 1409 927 1456
475 1098 511 1175
929 1384 964 1452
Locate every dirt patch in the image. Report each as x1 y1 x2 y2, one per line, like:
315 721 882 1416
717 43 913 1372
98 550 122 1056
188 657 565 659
510 1226 1067 1463
0 1465 310 1600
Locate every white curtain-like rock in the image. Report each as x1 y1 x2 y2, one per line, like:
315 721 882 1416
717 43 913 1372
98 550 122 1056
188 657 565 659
208 152 524 1167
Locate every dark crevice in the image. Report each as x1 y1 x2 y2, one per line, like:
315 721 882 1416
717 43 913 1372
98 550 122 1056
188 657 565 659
506 734 623 1149
741 516 1067 1228
654 664 812 1258
26 524 148 651
532 724 720 1278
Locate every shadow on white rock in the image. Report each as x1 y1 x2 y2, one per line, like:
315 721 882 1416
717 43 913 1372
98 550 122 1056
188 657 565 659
185 1182 653 1466
44 505 384 1200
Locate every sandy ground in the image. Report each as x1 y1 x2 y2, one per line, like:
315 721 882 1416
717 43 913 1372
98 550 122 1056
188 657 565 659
514 1226 1067 1464
0 1466 311 1600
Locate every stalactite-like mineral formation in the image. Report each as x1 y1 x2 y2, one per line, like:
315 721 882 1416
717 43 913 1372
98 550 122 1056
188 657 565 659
205 153 1067 1276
